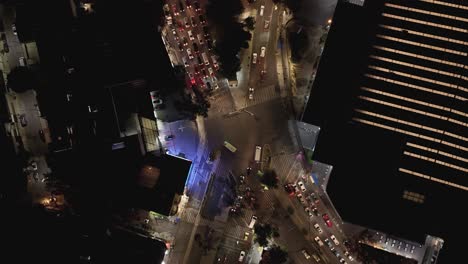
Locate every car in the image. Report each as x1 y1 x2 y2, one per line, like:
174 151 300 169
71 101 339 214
177 20 185 31
202 69 208 78
238 251 246 262
197 55 203 65
203 26 210 37
283 184 295 195
344 251 354 261
211 55 219 68
152 99 164 109
297 181 306 192
339 258 347 264
172 3 180 16
311 206 319 216
324 238 333 248
206 39 213 50
29 161 38 171
185 0 192 8
194 1 201 12
314 223 323 233
206 82 212 90
184 17 190 28
183 37 189 46
252 53 257 64
264 20 270 30
179 1 185 12
322 214 332 227
19 114 27 127
183 58 189 67
12 23 17 35
301 249 311 259
172 28 177 35
248 215 257 228
299 196 307 205
178 43 184 51
193 42 199 53
188 73 196 84
259 5 264 16
190 16 197 27
314 236 324 247
260 46 266 57
194 65 201 74
19 57 27 67
208 67 214 76
312 254 321 262
330 235 340 245
304 207 313 217
248 87 254 100
199 15 206 25
196 34 203 45
310 192 320 204
188 30 195 40
39 129 46 142
187 48 194 59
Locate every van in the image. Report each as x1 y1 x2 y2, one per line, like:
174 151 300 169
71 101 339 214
248 215 257 228
254 146 262 162
202 52 209 66
197 34 204 44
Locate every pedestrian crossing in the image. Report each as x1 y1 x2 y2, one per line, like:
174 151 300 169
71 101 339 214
181 207 199 223
271 154 296 182
245 84 280 107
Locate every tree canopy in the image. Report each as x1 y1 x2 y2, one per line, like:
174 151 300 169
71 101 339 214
260 245 288 264
7 66 38 93
261 169 279 188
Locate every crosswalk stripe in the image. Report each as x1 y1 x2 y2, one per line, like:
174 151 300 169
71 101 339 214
246 84 280 107
271 154 295 180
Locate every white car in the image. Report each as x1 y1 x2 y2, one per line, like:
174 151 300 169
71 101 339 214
264 20 270 30
238 251 246 262
301 249 311 259
187 48 194 59
252 53 257 64
260 46 266 57
248 215 257 228
297 181 306 192
248 87 254 100
314 236 324 247
330 235 340 245
313 223 323 233
208 67 214 76
260 5 264 16
188 30 194 40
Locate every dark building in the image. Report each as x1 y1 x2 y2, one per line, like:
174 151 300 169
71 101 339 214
303 0 467 262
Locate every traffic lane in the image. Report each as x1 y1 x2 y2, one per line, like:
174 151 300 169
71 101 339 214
299 174 349 247
275 190 333 263
293 179 350 254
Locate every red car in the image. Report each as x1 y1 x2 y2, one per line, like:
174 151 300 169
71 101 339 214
322 214 332 227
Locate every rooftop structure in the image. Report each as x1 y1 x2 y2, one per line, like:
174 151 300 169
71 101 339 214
303 0 466 262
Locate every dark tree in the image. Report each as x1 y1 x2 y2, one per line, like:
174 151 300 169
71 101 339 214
244 17 255 31
7 66 38 93
260 245 288 264
261 169 279 188
254 223 273 247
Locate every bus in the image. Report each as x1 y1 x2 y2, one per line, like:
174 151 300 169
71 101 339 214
224 141 237 153
254 146 262 162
